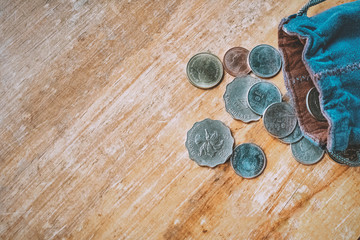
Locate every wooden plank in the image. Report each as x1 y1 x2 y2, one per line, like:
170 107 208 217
0 0 359 239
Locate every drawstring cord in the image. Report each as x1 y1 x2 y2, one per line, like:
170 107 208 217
297 0 327 16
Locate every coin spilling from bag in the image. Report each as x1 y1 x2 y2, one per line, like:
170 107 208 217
185 36 358 178
279 0 360 154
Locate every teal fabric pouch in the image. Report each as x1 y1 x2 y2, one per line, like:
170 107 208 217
278 0 360 151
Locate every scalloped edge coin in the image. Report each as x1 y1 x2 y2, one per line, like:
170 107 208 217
223 76 261 123
186 52 224 89
185 118 234 167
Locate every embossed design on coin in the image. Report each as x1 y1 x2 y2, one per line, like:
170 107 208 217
263 102 297 138
223 47 251 77
247 81 282 115
248 44 282 78
223 76 261 123
185 118 234 167
195 129 224 157
186 52 224 89
231 143 266 178
279 123 303 144
327 148 360 167
291 137 324 165
306 87 326 122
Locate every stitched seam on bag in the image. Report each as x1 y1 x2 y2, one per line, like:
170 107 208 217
280 47 313 137
279 27 326 145
313 62 360 150
314 62 360 81
288 74 326 144
290 75 311 84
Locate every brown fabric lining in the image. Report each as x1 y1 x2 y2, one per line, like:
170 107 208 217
278 21 329 146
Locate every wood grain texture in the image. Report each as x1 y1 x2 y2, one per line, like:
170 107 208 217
1 0 359 239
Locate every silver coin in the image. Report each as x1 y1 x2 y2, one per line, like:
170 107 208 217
247 81 282 115
327 148 360 167
279 123 303 144
230 143 266 178
223 76 261 123
248 44 282 78
185 118 234 167
291 137 324 165
306 87 326 121
186 52 223 89
263 102 297 138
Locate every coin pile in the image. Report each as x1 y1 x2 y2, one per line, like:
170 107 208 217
184 43 351 178
185 44 277 178
263 102 324 165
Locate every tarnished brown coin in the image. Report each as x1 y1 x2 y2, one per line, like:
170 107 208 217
223 47 251 77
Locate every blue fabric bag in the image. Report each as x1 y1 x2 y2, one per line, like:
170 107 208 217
278 0 360 151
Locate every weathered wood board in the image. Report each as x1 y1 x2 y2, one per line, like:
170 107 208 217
1 0 359 239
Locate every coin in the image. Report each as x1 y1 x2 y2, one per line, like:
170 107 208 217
263 102 297 138
223 47 251 77
327 148 360 167
186 52 224 89
306 87 326 122
279 123 303 144
327 150 346 165
247 81 282 115
291 137 324 165
231 143 266 178
248 44 282 78
185 118 234 167
223 76 261 123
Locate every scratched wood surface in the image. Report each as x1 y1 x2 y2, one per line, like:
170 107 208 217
1 0 359 239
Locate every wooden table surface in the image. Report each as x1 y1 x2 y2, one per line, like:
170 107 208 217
1 0 359 239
